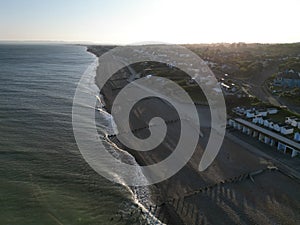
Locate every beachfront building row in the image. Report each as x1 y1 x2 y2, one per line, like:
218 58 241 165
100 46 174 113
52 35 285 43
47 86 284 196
251 116 300 138
228 118 300 158
233 107 300 141
233 107 278 118
252 117 295 135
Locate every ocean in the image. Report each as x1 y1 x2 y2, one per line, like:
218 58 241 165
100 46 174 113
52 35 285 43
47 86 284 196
0 44 156 225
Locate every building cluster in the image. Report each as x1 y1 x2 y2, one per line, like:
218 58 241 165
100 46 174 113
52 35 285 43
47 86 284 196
218 74 239 95
233 107 300 142
273 70 300 88
233 107 278 118
229 107 300 158
220 81 237 93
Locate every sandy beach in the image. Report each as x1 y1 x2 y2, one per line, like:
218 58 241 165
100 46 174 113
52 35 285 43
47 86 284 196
91 47 300 225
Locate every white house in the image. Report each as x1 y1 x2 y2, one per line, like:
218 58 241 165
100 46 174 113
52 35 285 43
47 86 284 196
263 119 272 127
252 116 261 124
285 116 297 124
285 117 300 128
268 121 275 129
267 108 278 115
246 111 255 118
233 107 245 116
264 119 273 128
273 123 285 132
294 132 300 142
258 117 264 125
256 109 268 117
280 126 294 135
292 118 300 127
288 118 300 127
252 117 258 124
244 108 255 114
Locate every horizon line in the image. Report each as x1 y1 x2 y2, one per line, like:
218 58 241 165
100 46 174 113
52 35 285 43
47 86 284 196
0 40 299 46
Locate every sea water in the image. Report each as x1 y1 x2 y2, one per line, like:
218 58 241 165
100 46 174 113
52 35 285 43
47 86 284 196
0 44 158 225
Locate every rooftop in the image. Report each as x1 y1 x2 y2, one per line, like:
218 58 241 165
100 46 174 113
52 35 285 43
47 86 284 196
277 71 300 80
234 118 300 150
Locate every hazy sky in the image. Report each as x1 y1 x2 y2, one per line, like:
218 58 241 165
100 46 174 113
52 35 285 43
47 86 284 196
0 0 299 44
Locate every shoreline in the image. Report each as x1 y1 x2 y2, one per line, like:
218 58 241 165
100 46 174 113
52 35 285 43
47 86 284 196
88 46 300 225
90 48 187 224
88 47 181 224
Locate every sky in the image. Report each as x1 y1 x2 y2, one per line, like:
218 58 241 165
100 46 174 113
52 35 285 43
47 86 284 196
0 0 299 44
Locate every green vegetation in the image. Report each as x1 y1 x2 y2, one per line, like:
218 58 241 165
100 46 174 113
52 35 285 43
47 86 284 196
88 43 300 81
88 44 300 111
185 43 300 78
279 57 300 72
268 108 300 123
130 61 208 103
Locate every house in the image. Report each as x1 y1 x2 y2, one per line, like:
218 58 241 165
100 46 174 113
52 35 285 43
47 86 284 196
263 118 272 127
231 118 300 158
285 116 296 124
233 107 245 116
258 117 264 125
246 109 256 118
244 108 255 114
292 118 300 127
246 111 255 118
252 116 262 124
273 70 300 88
280 126 294 135
286 117 300 127
268 121 275 129
273 123 285 132
267 108 278 115
252 117 258 124
285 116 297 124
256 109 268 117
252 116 264 125
294 132 300 142
220 82 237 93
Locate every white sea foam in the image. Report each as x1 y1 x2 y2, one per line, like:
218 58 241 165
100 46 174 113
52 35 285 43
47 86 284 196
84 57 164 224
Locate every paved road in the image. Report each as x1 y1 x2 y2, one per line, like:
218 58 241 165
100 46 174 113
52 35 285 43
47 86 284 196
232 66 300 113
227 131 300 180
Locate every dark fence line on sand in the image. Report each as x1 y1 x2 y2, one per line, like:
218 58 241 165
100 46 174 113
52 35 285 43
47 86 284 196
106 118 181 139
113 166 279 225
104 117 284 224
